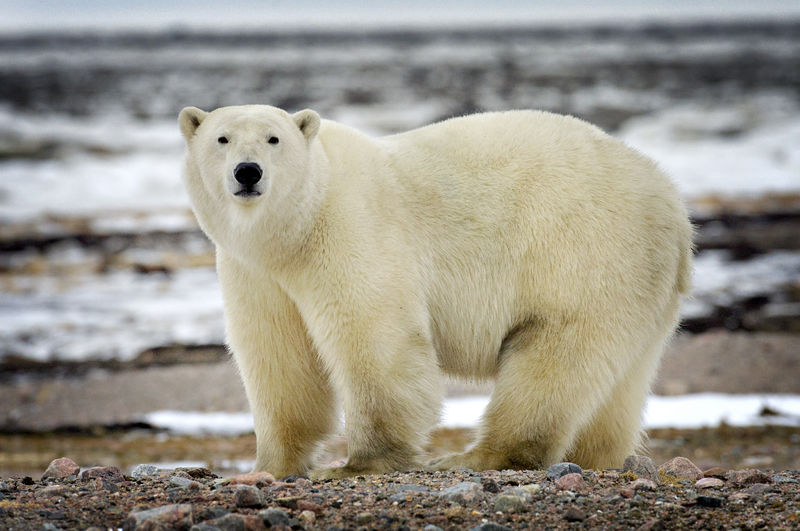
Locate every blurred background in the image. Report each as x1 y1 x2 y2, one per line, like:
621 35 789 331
1 1 799 477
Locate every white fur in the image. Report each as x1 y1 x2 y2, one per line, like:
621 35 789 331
179 105 693 478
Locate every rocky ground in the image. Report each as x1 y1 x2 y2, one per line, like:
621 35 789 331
1 455 798 530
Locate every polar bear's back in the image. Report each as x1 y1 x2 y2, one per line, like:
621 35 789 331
372 111 692 376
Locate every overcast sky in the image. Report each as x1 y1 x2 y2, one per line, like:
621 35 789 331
2 0 800 32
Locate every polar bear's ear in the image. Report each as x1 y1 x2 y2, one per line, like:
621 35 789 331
292 109 320 142
178 107 208 141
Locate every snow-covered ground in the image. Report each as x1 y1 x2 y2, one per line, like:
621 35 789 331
143 393 800 436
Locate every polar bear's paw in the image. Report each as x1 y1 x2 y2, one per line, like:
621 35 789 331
310 456 423 479
426 449 509 472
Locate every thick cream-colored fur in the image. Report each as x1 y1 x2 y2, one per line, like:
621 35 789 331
178 105 693 478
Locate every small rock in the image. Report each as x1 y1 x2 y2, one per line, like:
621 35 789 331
469 523 512 531
234 485 265 508
41 524 62 531
547 462 582 480
298 510 316 525
702 467 727 479
36 485 68 498
623 455 660 483
200 513 264 531
658 457 703 481
555 473 586 492
355 512 374 524
726 469 772 486
0 480 9 492
258 508 290 527
183 467 217 480
440 481 484 504
296 499 322 514
277 474 306 483
21 476 34 485
696 477 725 489
190 524 219 531
494 494 527 513
42 457 80 479
124 503 194 530
424 526 445 531
631 478 657 491
743 483 772 497
482 478 500 493
171 476 201 491
79 466 124 483
229 472 275 487
393 483 430 493
620 488 635 499
696 495 724 508
564 507 586 522
276 496 301 509
639 518 666 531
513 484 542 498
131 464 160 479
94 478 120 493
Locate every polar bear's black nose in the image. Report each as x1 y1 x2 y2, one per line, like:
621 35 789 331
234 162 262 187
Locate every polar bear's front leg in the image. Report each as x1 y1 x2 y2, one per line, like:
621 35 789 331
307 314 443 479
218 253 336 478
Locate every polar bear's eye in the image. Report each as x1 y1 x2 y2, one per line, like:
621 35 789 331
267 136 279 145
217 136 229 144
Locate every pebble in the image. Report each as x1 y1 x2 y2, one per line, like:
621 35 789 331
79 466 124 483
696 477 725 489
564 507 586 522
482 478 500 493
355 511 374 524
258 508 290 527
703 467 728 479
424 526 445 531
131 464 160 479
631 478 658 491
470 523 512 531
696 495 724 507
726 469 772 486
547 462 582 480
555 473 587 492
229 471 275 487
440 481 484 504
295 499 322 514
513 484 542 498
743 483 772 497
42 457 80 479
393 483 430 493
35 485 69 498
200 513 264 531
170 475 201 491
623 455 660 483
124 503 194 530
276 495 301 509
0 480 9 492
494 494 527 512
233 485 265 508
658 457 703 481
298 510 316 525
94 478 120 493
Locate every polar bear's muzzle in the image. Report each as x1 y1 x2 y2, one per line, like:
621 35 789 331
233 162 263 197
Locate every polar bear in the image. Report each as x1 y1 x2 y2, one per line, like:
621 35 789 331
178 104 693 479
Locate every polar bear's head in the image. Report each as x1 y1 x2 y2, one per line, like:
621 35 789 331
179 104 320 205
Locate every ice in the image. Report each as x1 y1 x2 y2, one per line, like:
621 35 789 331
620 96 800 198
0 268 224 362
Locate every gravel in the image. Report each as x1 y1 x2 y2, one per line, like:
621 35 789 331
2 456 798 529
